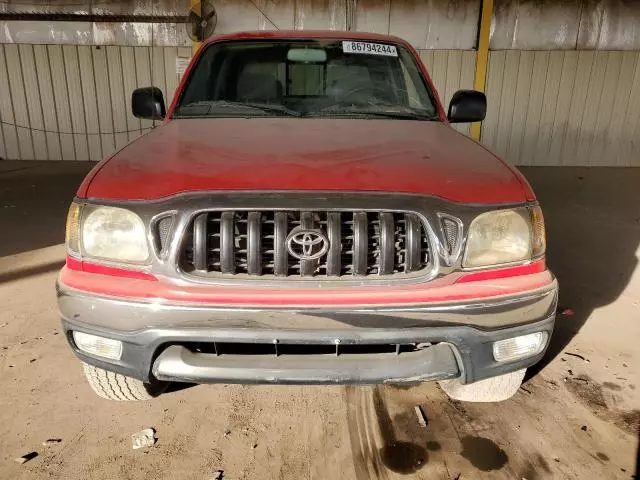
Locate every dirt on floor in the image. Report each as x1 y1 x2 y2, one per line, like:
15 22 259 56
0 162 638 479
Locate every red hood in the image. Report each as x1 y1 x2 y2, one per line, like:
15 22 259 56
80 118 533 204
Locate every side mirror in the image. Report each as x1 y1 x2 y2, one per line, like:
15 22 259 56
132 87 166 120
448 90 486 123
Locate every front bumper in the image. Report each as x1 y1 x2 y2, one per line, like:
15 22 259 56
58 276 558 385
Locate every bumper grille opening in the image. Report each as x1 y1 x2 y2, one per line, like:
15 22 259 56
183 342 425 357
180 210 431 279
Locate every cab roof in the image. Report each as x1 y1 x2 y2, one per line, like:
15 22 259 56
203 30 411 46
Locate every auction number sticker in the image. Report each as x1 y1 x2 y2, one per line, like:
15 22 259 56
342 41 398 57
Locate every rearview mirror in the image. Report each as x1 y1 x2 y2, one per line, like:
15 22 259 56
287 48 327 63
448 90 486 123
132 87 166 120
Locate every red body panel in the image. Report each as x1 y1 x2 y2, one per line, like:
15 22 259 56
66 256 158 282
79 118 531 203
59 265 554 307
454 259 546 283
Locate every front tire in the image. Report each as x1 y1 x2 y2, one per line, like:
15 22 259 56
438 369 526 403
82 363 168 401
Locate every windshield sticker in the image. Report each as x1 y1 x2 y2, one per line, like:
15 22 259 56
342 41 398 57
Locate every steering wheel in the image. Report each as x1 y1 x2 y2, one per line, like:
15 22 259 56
319 83 384 112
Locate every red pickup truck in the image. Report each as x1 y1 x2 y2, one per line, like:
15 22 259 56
58 30 558 402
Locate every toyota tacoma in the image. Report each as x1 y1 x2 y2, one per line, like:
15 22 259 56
58 30 558 402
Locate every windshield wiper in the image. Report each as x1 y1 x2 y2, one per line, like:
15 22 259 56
175 100 301 117
309 107 439 121
352 110 440 121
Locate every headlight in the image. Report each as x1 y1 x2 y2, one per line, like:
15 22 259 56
463 206 545 268
81 205 149 263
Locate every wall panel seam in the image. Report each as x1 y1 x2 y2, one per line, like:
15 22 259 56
570 52 596 166
504 50 522 161
60 46 77 160
76 45 91 161
3 44 22 160
528 51 549 166
32 44 50 160
17 45 37 159
45 45 62 159
545 51 566 161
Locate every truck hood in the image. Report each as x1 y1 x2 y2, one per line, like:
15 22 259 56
81 118 532 204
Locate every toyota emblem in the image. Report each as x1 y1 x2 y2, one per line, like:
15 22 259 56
286 227 330 261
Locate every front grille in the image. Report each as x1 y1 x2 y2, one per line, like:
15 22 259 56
179 210 431 279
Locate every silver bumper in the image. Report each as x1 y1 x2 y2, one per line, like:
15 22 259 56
57 279 558 332
58 280 558 385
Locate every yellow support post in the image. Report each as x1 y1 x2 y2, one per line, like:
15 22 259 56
191 0 202 55
470 0 494 141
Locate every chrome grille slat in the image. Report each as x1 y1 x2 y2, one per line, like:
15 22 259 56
352 212 368 275
247 211 262 276
326 212 341 276
378 212 395 275
193 213 208 272
274 212 289 276
299 212 317 276
404 213 421 273
181 209 431 280
220 211 235 274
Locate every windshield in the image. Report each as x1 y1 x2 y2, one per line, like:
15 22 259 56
174 39 439 120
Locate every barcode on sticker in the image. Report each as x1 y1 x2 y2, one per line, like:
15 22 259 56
342 41 398 57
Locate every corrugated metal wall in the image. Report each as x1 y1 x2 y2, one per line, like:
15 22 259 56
492 0 640 50
0 44 191 161
483 50 640 167
419 50 476 135
353 0 479 49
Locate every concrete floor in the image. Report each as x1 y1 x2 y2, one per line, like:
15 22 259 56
0 161 638 479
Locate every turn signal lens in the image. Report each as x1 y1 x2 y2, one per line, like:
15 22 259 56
531 205 546 258
65 203 81 255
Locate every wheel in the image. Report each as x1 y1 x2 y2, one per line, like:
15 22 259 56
82 363 168 401
438 369 526 403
